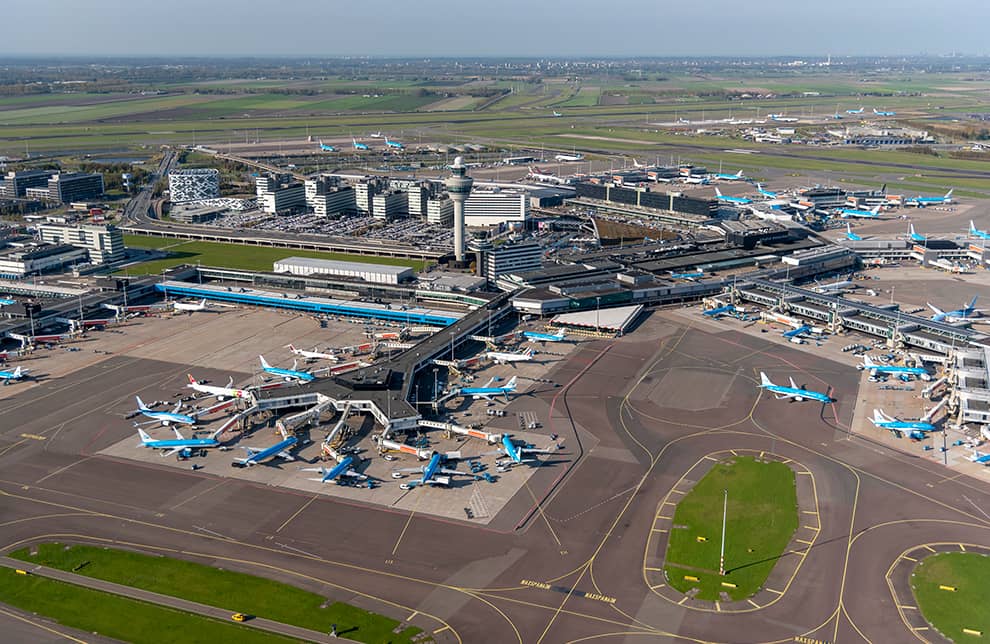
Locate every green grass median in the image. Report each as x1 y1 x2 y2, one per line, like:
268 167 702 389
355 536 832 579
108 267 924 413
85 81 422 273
912 551 990 640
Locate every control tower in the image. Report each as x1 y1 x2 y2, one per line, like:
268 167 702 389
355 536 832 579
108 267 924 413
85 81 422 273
444 156 473 263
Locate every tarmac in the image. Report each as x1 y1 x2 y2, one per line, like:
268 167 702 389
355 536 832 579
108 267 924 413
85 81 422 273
2 307 990 642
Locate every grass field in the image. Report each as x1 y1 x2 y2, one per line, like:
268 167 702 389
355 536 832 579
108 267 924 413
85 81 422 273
121 235 426 274
664 456 798 601
0 566 289 644
11 543 424 644
912 552 990 640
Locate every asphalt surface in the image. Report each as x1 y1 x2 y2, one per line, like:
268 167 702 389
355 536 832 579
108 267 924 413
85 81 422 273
1 312 989 642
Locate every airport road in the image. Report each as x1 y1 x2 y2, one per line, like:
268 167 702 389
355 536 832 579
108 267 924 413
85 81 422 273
1 313 989 641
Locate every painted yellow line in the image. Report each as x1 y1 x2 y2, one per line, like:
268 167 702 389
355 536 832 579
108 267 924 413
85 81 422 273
715 601 721 612
802 510 818 515
657 515 672 520
19 433 46 441
747 599 760 608
704 456 718 461
433 625 451 634
678 597 688 605
645 567 664 571
407 610 419 621
902 555 917 562
275 494 318 534
798 471 812 475
802 525 820 531
759 451 765 459
729 449 738 456
913 626 929 632
650 584 666 590
391 510 416 556
765 588 783 595
923 545 936 552
959 544 967 552
899 605 917 610
651 528 668 533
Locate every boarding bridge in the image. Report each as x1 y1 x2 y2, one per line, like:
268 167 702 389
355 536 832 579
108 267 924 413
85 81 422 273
321 402 354 457
418 419 502 444
275 395 339 436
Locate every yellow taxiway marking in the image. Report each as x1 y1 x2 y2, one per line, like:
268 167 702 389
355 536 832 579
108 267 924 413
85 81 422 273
747 599 760 608
19 433 46 441
729 449 739 456
802 510 818 515
0 605 88 644
651 528 668 534
913 626 929 631
923 545 936 552
678 597 688 605
802 525 820 531
657 515 672 521
407 610 419 621
433 625 451 634
959 544 967 551
796 539 814 545
645 567 664 572
650 584 666 590
715 602 721 612
902 555 917 562
899 605 917 610
391 510 417 556
275 494 318 534
798 471 812 475
766 588 783 595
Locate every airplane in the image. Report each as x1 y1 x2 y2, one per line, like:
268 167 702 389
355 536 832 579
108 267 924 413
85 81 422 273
494 433 555 467
756 183 778 198
929 296 983 323
907 190 953 207
669 270 705 280
234 435 299 466
838 204 883 219
767 113 798 122
172 299 209 313
782 324 815 341
352 138 369 151
554 152 584 162
318 140 336 152
259 355 316 383
527 166 560 184
858 355 932 381
702 304 739 318
459 376 518 402
392 451 479 489
714 170 747 181
846 107 865 114
301 456 367 483
714 187 752 205
522 330 566 343
485 347 535 365
287 344 338 362
815 278 854 294
870 409 936 440
682 175 710 185
136 426 223 457
0 365 29 384
0 298 15 306
969 220 990 240
552 111 562 117
844 223 863 241
134 395 197 426
384 136 405 150
631 158 646 168
968 449 990 464
759 372 833 403
908 224 928 243
369 131 384 138
186 374 251 401
873 108 896 117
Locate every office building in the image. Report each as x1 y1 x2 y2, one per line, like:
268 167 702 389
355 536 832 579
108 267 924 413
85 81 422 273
305 176 356 217
0 244 89 278
256 174 305 214
372 191 408 221
483 241 542 283
426 196 454 226
0 169 55 198
38 223 125 264
47 172 105 204
168 168 220 203
463 187 528 227
408 182 437 218
273 257 414 285
354 178 386 215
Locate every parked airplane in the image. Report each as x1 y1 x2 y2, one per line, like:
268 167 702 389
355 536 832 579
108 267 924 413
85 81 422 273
552 111 563 117
908 224 928 243
384 136 405 150
767 114 798 122
929 296 983 323
172 299 209 313
714 170 747 181
136 426 223 457
969 220 990 240
234 435 299 466
0 365 28 384
527 166 560 184
522 330 566 343
393 451 476 489
259 355 316 382
815 278 854 294
756 183 778 198
907 190 953 207
759 372 833 403
870 409 936 439
846 107 865 115
485 347 535 365
702 304 740 318
134 396 197 426
669 270 705 280
714 187 752 205
352 138 369 151
859 355 932 381
0 298 15 306
318 140 336 152
554 152 584 162
186 374 251 401
873 108 896 117
839 204 883 219
968 450 990 464
844 223 864 241
682 175 710 185
495 434 555 467
302 456 367 483
287 344 338 362
369 131 384 138
459 376 518 402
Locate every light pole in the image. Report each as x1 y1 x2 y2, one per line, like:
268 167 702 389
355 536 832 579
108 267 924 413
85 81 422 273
719 488 728 577
596 296 601 334
449 332 455 362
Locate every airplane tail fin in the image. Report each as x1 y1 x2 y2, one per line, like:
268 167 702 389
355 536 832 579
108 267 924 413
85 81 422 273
862 354 875 367
946 189 954 198
187 374 198 385
760 372 773 387
789 377 799 389
969 296 978 309
871 205 882 215
12 366 22 378
259 355 271 370
870 409 885 426
137 428 152 443
910 224 916 236
971 220 978 233
135 395 148 411
715 187 723 196
505 376 518 391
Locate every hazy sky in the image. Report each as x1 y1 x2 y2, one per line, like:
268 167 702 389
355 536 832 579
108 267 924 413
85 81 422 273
5 0 988 57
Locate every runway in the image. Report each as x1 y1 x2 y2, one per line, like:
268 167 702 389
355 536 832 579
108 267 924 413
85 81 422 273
2 313 989 642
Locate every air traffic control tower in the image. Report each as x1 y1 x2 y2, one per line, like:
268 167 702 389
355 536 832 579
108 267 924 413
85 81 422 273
444 156 473 263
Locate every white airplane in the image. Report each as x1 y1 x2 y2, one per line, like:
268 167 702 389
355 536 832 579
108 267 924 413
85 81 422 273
552 111 563 117
186 374 252 401
485 347 535 365
839 204 883 219
369 131 384 138
554 152 584 162
172 299 209 313
287 344 338 362
846 107 865 115
527 166 560 184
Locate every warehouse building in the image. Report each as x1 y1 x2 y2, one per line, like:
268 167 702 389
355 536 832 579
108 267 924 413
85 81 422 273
273 257 415 285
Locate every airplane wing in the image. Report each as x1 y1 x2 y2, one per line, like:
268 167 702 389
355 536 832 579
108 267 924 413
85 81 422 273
277 451 295 461
162 446 184 457
243 446 261 456
343 470 367 480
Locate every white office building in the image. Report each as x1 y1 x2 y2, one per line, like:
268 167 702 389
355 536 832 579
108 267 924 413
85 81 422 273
483 241 542 284
426 196 454 226
372 191 408 220
37 223 125 264
256 175 305 214
463 188 529 227
168 168 220 203
305 176 355 217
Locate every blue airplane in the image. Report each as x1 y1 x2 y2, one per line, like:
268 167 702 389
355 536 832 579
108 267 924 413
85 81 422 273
870 409 935 440
703 304 737 318
136 426 221 457
669 270 704 280
714 187 752 205
908 224 928 243
318 140 336 152
844 223 863 241
352 137 369 151
969 450 990 465
496 434 554 466
393 451 478 489
759 372 833 403
839 204 882 219
0 298 15 306
235 435 299 466
522 330 566 343
970 220 990 240
846 107 865 115
908 190 953 207
756 183 778 198
714 170 747 181
384 136 405 150
782 325 814 340
459 376 518 402
259 355 315 383
928 296 982 323
134 396 197 426
873 108 896 117
301 456 367 484
859 355 932 381
0 365 29 384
